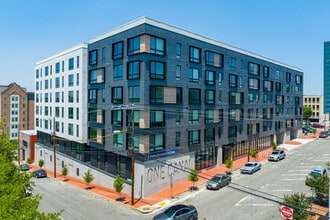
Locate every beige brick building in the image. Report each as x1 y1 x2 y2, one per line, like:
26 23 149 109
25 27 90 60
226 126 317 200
303 95 329 124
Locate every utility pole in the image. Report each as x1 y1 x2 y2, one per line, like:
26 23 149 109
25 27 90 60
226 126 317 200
130 107 135 205
52 117 56 178
247 110 252 162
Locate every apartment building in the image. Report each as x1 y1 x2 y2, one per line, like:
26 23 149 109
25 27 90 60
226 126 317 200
0 83 34 139
34 17 303 198
304 95 329 123
34 43 89 177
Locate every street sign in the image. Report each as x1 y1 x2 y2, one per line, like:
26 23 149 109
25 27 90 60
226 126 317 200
281 206 293 219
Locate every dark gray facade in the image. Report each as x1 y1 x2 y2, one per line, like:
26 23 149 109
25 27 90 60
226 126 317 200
86 17 303 186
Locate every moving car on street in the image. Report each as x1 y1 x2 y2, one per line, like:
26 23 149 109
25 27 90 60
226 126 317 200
153 204 198 220
206 174 231 190
240 162 261 174
268 150 286 161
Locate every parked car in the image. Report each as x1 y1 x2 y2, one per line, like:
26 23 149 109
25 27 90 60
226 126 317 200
306 166 328 186
153 204 198 220
303 126 316 133
327 129 330 135
312 123 325 128
240 162 261 174
206 174 231 190
35 169 47 178
18 163 30 171
319 131 328 138
268 150 286 162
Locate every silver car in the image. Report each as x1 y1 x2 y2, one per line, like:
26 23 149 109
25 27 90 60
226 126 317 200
206 174 231 190
240 162 261 174
268 150 286 162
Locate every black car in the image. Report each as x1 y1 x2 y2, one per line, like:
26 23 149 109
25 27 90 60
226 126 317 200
153 204 198 220
206 174 231 190
35 169 47 178
18 163 30 171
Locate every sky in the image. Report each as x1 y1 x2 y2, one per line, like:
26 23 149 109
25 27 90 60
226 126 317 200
0 0 329 95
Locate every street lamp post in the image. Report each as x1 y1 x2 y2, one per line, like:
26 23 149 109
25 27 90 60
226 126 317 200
247 110 252 162
52 117 56 178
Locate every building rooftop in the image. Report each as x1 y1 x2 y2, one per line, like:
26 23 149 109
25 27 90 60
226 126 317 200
90 16 301 71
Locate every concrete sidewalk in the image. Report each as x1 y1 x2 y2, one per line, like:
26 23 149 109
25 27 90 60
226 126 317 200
29 132 320 213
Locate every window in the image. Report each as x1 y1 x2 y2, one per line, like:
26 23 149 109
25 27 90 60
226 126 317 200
175 110 182 124
89 68 105 84
113 132 123 147
45 79 49 89
275 82 282 92
205 109 214 123
44 93 49 102
229 92 243 105
150 61 165 79
176 65 181 80
55 107 60 117
189 46 201 63
229 57 236 70
229 74 237 87
68 74 74 86
68 91 74 103
45 66 49 76
176 43 181 59
205 90 215 104
68 58 74 70
128 86 140 103
62 61 64 72
89 108 104 124
128 36 140 55
150 36 165 55
189 68 199 83
150 86 163 104
61 76 64 87
112 110 123 125
55 62 60 73
55 92 60 103
286 72 291 82
89 89 97 103
113 64 123 81
176 87 182 104
76 56 80 68
205 128 215 142
89 50 97 65
228 125 237 138
68 123 74 136
263 66 270 77
239 76 243 88
76 73 79 86
248 62 260 75
205 51 224 67
175 132 180 147
219 109 224 122
112 87 123 104
188 130 200 146
76 90 79 103
36 69 39 78
189 110 199 123
127 61 140 79
101 47 106 62
68 107 74 119
248 78 260 90
263 80 273 91
189 89 200 104
205 70 215 85
295 75 302 84
127 110 140 127
150 111 165 127
150 134 165 152
112 41 123 59
274 70 280 79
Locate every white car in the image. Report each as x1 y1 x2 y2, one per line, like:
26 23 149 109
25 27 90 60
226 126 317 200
268 150 286 161
240 162 261 174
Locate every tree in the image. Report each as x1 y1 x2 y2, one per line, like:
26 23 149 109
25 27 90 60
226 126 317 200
113 175 125 201
26 157 32 165
312 129 317 138
62 165 68 181
305 166 329 206
188 169 199 190
271 141 277 150
83 169 94 189
0 122 62 219
303 106 312 123
38 159 44 168
225 157 233 174
283 192 311 220
249 148 258 161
